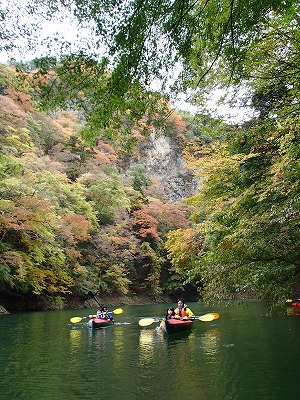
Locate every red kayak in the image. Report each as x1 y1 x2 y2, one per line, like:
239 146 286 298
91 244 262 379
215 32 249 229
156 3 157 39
88 317 113 328
161 318 193 335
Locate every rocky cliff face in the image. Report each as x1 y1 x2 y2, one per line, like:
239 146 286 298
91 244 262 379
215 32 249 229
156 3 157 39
126 132 198 202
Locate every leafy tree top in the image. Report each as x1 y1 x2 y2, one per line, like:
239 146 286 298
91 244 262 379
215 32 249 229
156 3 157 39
3 0 299 136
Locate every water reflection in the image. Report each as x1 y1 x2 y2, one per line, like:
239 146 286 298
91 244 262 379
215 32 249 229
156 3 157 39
163 330 193 343
69 329 82 353
113 326 125 367
137 329 156 385
286 306 300 316
87 324 109 352
139 329 155 348
201 329 221 356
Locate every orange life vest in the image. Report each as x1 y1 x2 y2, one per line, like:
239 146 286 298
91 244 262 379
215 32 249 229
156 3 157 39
175 307 188 317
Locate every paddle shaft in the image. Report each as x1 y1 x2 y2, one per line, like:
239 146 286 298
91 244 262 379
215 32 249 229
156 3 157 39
88 291 101 307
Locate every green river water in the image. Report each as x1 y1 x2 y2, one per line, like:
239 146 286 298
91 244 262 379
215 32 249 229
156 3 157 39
1 300 299 400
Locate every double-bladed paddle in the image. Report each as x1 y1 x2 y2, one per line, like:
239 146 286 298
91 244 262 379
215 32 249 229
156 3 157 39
70 308 123 323
87 291 102 307
138 317 159 327
138 312 220 327
191 312 220 322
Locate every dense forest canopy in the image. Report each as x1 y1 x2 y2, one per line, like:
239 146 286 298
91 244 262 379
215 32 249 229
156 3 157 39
1 1 298 129
0 0 300 310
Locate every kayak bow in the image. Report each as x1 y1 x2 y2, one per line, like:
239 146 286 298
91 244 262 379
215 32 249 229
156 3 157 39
88 317 113 328
160 318 193 335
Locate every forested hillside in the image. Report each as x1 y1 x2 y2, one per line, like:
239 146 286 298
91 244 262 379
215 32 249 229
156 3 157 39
0 63 200 310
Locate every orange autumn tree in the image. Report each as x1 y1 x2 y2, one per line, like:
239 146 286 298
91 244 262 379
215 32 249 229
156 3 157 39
132 209 160 240
0 195 69 294
131 199 193 295
142 200 191 237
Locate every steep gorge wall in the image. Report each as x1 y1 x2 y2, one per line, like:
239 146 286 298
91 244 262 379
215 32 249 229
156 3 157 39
125 132 198 202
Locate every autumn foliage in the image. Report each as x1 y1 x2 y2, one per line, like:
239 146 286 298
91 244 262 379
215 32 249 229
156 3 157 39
0 63 193 306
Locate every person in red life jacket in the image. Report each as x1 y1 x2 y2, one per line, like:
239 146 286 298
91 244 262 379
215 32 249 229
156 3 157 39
174 298 195 319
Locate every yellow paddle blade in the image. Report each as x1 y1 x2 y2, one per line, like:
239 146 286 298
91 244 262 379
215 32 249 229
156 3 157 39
70 317 83 323
113 308 123 315
198 313 219 322
211 312 220 320
138 318 155 327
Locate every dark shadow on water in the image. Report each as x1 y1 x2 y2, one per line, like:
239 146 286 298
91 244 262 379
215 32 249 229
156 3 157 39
163 330 193 342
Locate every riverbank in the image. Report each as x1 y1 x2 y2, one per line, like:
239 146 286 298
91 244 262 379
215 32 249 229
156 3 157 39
0 292 200 313
81 294 178 309
59 292 199 310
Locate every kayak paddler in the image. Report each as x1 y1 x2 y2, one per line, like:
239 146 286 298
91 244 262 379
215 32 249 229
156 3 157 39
174 298 195 319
